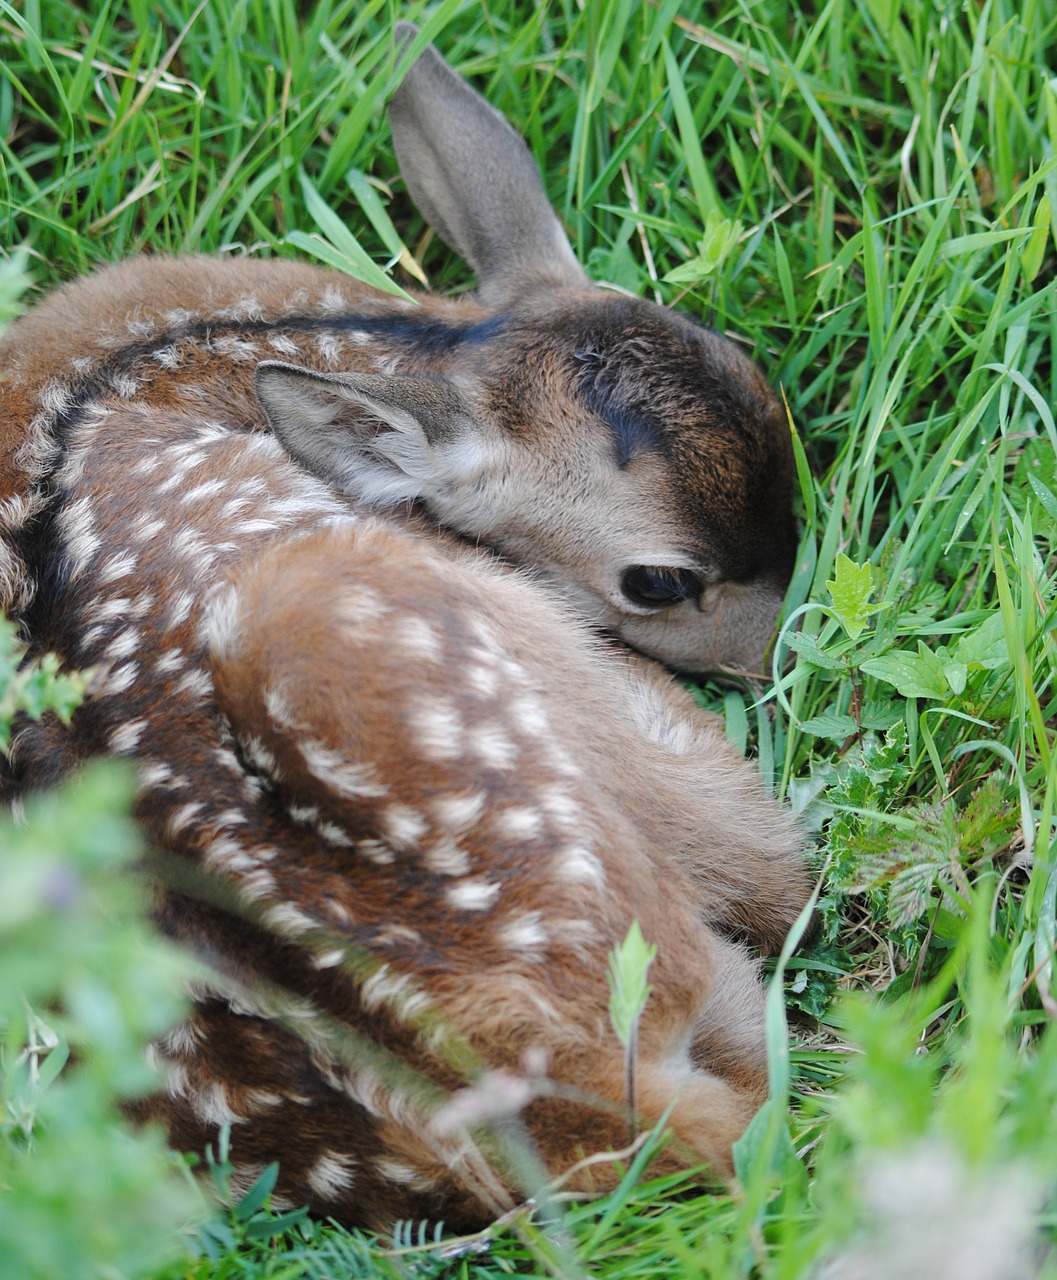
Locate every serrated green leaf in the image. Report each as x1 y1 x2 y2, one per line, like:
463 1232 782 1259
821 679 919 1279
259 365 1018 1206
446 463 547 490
786 630 845 670
860 641 950 699
799 712 858 740
826 553 875 640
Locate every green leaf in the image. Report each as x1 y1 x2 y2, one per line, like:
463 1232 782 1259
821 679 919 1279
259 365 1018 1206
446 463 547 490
1020 194 1051 283
607 920 657 1048
293 169 413 300
826 553 875 640
344 167 427 285
786 630 846 670
799 712 858 740
860 641 950 699
234 1162 280 1221
661 211 744 285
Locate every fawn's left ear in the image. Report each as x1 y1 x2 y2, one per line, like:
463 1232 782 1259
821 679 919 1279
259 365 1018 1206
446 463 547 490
389 22 587 308
254 361 483 507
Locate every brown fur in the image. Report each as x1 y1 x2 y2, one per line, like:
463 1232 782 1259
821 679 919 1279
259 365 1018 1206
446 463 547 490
0 28 810 1230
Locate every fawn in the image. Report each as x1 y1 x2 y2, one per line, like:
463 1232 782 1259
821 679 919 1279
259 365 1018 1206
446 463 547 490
0 26 810 1229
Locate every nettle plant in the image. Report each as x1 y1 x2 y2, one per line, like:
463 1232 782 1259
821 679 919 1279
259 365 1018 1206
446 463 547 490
778 543 1040 970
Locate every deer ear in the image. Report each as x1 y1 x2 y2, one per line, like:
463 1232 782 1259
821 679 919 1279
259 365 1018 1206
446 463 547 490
389 23 587 307
254 361 482 507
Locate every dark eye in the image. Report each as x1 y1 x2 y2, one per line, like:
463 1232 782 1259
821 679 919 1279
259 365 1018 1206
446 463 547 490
621 566 703 609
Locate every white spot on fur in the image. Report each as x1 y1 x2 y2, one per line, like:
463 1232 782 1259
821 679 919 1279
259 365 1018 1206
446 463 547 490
210 335 259 360
319 285 347 314
315 330 341 363
447 879 501 912
498 911 549 951
374 922 422 948
202 587 241 661
374 1157 437 1191
299 737 388 799
190 1081 245 1127
557 844 606 888
540 787 583 832
392 615 444 662
307 1151 356 1199
424 835 471 877
494 806 545 842
264 901 317 937
104 627 140 663
169 802 204 835
468 723 518 769
241 734 279 778
239 868 277 900
359 965 432 1021
91 596 131 622
41 380 73 415
104 662 140 695
312 948 346 970
357 839 396 866
156 647 187 675
264 684 296 728
381 804 427 850
60 495 100 577
159 1020 202 1057
267 332 300 356
466 663 500 698
168 590 197 628
409 697 464 762
110 719 148 755
152 344 181 369
510 695 550 738
99 550 138 585
175 668 213 700
139 761 173 788
181 477 228 505
432 790 487 832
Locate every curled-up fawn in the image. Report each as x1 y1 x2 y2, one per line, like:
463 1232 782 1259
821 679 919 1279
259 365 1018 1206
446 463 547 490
0 26 810 1230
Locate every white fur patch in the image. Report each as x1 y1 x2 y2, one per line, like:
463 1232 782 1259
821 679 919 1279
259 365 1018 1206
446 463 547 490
381 804 428 850
446 879 501 912
432 790 487 832
498 911 548 951
494 806 545 842
109 718 148 755
307 1151 356 1199
423 835 471 877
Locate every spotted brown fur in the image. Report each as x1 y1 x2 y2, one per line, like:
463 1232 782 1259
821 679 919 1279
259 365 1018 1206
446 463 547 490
0 26 810 1231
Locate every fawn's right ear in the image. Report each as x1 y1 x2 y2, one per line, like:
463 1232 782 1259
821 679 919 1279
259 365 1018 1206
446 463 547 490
254 361 485 507
389 23 587 307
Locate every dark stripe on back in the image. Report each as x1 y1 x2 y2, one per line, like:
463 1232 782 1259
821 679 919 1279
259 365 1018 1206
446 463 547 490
8 308 508 648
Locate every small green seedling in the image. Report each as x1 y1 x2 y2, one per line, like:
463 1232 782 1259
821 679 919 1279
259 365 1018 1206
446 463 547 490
607 920 657 1140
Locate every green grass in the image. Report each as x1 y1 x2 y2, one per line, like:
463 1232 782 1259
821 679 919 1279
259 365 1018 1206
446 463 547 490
2 0 1056 1275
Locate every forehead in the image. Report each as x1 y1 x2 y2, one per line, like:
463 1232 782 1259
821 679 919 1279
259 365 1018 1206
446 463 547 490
482 295 793 574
